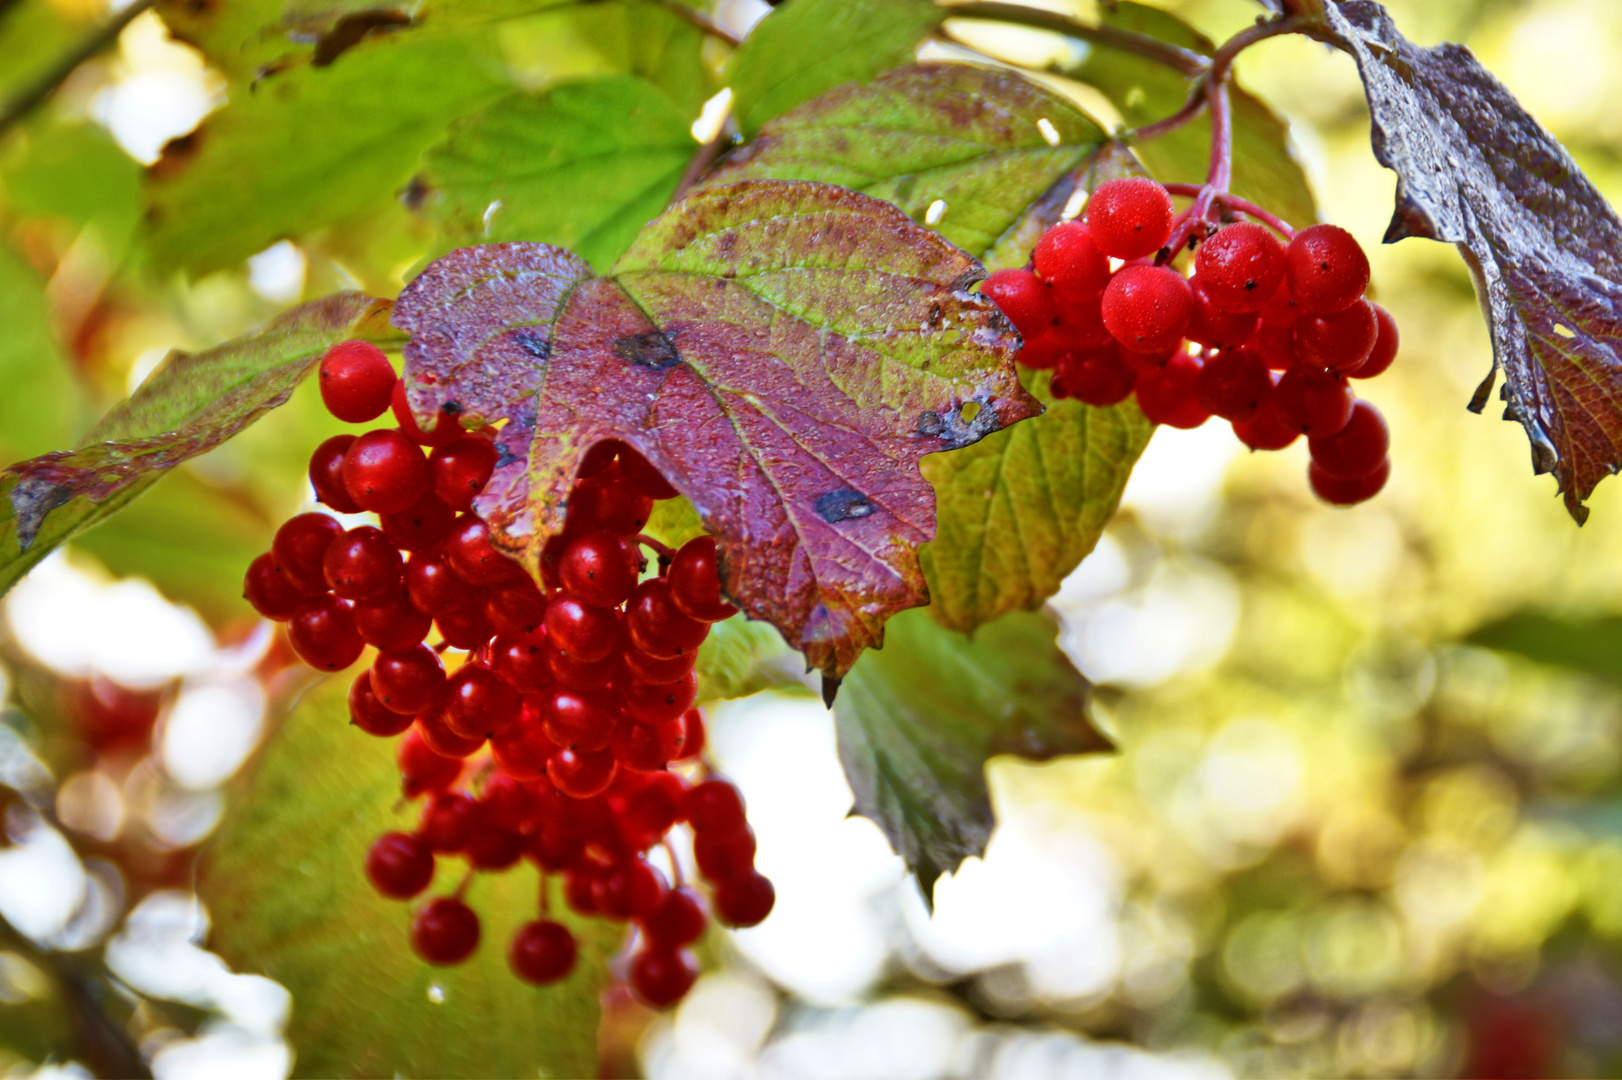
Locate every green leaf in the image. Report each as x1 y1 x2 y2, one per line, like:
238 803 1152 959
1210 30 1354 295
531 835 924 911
921 371 1153 633
0 293 396 601
695 616 811 705
199 678 612 1078
1065 2 1317 230
144 32 510 277
835 606 1111 897
418 75 696 272
1467 612 1622 686
0 1 82 103
1 119 142 260
709 63 1106 256
0 244 84 468
725 0 944 137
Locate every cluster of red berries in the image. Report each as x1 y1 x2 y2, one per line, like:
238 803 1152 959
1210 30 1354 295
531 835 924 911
242 341 774 1008
981 176 1397 505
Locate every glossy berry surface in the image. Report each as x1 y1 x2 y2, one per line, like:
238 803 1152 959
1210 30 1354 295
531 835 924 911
1134 351 1210 430
1296 299 1378 373
366 832 434 898
714 871 776 927
412 897 480 965
272 513 343 594
1193 222 1285 313
244 554 304 620
342 429 431 514
558 532 641 609
1309 456 1390 505
1085 177 1175 259
1286 224 1370 314
309 434 362 513
668 537 736 622
1196 348 1272 423
349 671 415 737
510 920 577 984
1274 366 1355 438
1352 303 1399 379
1033 221 1110 301
430 436 498 512
323 525 403 601
1102 266 1194 355
1308 400 1389 480
319 341 396 423
631 947 699 1008
980 267 1054 337
288 595 364 671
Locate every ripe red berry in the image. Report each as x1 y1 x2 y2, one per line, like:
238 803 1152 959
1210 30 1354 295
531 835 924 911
412 897 480 965
319 341 396 423
491 716 557 782
1194 222 1286 312
565 465 652 536
244 553 304 620
622 646 693 685
490 632 553 694
272 513 343 594
391 380 464 448
673 708 705 762
1309 456 1390 505
623 672 698 727
980 267 1055 337
418 791 479 853
626 580 709 660
544 598 622 662
406 553 466 616
418 707 485 759
1257 280 1301 328
1016 329 1064 371
323 525 403 601
352 589 433 651
1296 298 1378 373
1085 177 1174 259
443 663 522 739
630 947 698 1008
1285 224 1370 314
480 772 542 833
596 857 668 920
1051 345 1136 407
371 645 446 716
379 492 456 552
616 446 680 500
641 886 707 948
398 728 462 798
444 516 523 586
366 832 434 898
1033 221 1110 303
541 688 618 752
466 827 524 871
483 582 547 637
1053 294 1112 352
623 771 686 840
437 603 496 652
430 436 498 512
1101 265 1194 355
309 434 362 513
1274 366 1355 437
668 537 736 622
685 779 746 833
714 871 775 928
1231 399 1300 452
546 646 617 691
1134 351 1210 430
1350 303 1399 379
510 920 577 985
1308 399 1389 480
547 746 618 798
559 531 641 609
1186 281 1260 349
695 827 757 881
611 716 685 772
288 594 364 671
348 671 414 737
1195 348 1273 423
343 429 432 514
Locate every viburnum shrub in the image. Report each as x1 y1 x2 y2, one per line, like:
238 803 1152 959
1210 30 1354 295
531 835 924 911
245 358 769 1006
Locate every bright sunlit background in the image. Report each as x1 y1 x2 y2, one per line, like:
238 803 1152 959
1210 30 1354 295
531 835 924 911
7 0 1622 1077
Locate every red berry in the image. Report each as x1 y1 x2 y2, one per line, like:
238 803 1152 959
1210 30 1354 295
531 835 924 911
319 341 396 423
1296 298 1378 373
380 492 456 552
673 708 705 762
430 436 498 512
392 380 463 448
685 779 746 833
1285 224 1370 314
437 603 496 652
1252 321 1298 371
630 947 698 1008
1186 281 1260 349
1308 400 1389 480
548 746 618 798
611 716 684 772
668 537 736 622
244 553 304 620
466 827 524 871
272 513 342 594
405 553 466 616
1033 222 1110 303
1052 293 1112 352
1194 222 1285 313
323 525 403 601
565 464 652 536
491 712 557 782
480 773 542 833
622 771 686 840
542 688 618 752
1231 399 1300 452
626 579 709 660
418 707 485 759
623 672 697 727
544 598 622 662
510 920 577 985
1051 344 1136 407
1085 177 1174 259
371 645 446 716
1017 329 1064 371
1196 348 1273 423
490 632 553 695
1257 280 1301 328
352 589 433 652
443 663 522 739
714 871 775 927
641 886 707 948
980 267 1055 337
366 831 434 898
559 531 641 609
484 582 547 637
1274 366 1355 437
444 516 523 586
622 647 694 685
398 728 462 798
288 594 364 671
1101 265 1194 355
348 671 414 737
309 434 362 513
546 645 618 691
617 446 680 500
418 791 478 853
1350 303 1399 379
1134 351 1210 430
695 827 757 881
412 897 480 965
343 429 432 514
596 856 667 920
1309 456 1390 505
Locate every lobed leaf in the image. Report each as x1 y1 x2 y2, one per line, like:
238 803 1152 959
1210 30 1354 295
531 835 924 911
1322 0 1622 522
725 0 944 137
0 293 396 600
417 75 696 272
835 607 1111 899
199 678 612 1078
392 180 1041 679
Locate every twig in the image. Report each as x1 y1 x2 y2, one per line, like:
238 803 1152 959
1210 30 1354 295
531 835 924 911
941 1 1210 77
0 0 155 138
652 0 742 47
1164 184 1297 237
668 121 732 207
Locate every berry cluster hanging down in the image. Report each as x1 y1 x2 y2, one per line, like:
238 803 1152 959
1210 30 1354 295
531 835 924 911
242 340 774 1009
981 177 1398 505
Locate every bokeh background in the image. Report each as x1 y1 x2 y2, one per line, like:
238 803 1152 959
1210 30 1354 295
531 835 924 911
6 0 1622 1076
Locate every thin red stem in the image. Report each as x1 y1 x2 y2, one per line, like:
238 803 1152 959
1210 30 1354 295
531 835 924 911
636 533 675 560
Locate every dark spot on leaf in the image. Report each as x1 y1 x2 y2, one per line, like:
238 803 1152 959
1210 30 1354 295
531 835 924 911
816 489 875 523
613 331 681 370
512 331 550 360
312 8 412 67
399 174 430 211
9 477 74 551
917 411 944 436
148 131 203 182
442 401 462 415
